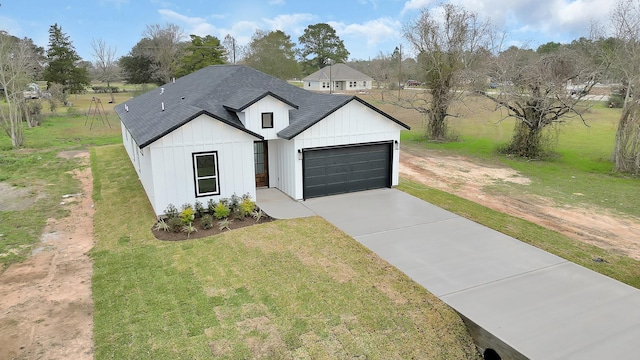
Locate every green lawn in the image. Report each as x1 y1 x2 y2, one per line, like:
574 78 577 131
90 145 479 359
0 114 121 268
390 95 640 219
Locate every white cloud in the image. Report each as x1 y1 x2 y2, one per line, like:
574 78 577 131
268 0 285 5
401 0 434 15
263 13 316 35
330 18 401 47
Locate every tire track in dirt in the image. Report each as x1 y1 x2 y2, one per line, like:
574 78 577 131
399 150 640 261
0 151 94 360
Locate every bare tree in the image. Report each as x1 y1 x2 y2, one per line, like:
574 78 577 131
369 52 393 90
401 3 493 140
479 46 604 157
0 32 37 147
143 23 186 84
91 38 119 103
610 0 640 174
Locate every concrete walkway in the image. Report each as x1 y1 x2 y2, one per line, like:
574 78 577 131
256 188 316 219
258 188 640 359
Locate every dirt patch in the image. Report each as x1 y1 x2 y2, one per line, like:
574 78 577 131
0 150 95 360
0 183 47 212
400 148 640 260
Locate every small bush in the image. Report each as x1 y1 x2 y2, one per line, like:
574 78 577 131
180 207 195 225
153 218 170 232
240 198 255 217
252 209 265 223
164 203 179 219
167 217 183 233
213 202 230 219
229 194 241 213
182 222 197 238
200 214 213 230
218 218 233 231
608 93 624 108
194 200 205 217
207 199 217 214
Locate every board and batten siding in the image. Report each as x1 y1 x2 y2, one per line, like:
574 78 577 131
241 96 295 140
142 114 259 216
266 139 297 199
291 100 404 200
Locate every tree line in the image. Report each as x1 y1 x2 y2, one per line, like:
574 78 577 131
2 0 640 175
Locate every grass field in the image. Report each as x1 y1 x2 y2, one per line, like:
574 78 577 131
3 86 640 358
90 145 479 359
360 91 640 219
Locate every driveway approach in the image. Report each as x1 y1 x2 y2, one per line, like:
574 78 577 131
302 189 640 360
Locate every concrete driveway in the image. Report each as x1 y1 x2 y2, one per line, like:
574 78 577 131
302 188 640 360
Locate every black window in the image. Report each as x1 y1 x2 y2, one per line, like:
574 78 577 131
193 152 220 197
262 112 274 128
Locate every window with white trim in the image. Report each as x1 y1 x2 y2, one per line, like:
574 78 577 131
193 151 220 197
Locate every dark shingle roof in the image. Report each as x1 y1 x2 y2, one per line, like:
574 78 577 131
302 63 373 82
116 65 407 148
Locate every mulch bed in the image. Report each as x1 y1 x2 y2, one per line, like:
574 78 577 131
151 213 274 241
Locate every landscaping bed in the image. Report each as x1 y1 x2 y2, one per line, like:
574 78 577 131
152 209 274 241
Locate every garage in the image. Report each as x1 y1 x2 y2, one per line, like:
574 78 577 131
302 142 392 199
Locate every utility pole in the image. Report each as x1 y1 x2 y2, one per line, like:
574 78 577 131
398 44 402 98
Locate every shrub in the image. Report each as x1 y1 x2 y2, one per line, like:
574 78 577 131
153 218 170 232
164 203 179 219
194 200 205 218
213 201 230 219
207 199 217 214
182 222 197 238
240 198 255 218
229 194 241 213
180 207 195 225
167 217 183 233
252 209 265 223
608 93 624 108
218 218 233 231
200 214 213 230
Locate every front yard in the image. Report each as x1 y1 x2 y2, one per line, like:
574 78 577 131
91 145 479 359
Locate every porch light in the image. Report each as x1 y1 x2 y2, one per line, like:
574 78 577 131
394 140 399 150
298 149 303 160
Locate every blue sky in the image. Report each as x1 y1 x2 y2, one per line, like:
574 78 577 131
0 0 615 62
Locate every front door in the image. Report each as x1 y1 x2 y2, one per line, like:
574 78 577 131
254 141 269 187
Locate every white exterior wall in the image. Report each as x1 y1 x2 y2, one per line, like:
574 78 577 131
242 96 294 140
142 114 258 216
303 80 372 92
266 139 297 198
291 100 404 200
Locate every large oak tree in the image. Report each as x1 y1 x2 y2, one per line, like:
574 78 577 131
298 23 349 74
243 30 300 80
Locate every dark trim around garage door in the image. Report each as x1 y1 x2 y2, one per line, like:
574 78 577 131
302 141 393 199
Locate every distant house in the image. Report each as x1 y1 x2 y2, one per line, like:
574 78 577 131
303 63 373 93
116 65 409 216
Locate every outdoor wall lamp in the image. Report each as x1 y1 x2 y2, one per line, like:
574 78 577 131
394 140 399 150
298 149 303 160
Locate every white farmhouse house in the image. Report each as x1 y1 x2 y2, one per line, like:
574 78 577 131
302 63 373 93
116 65 409 216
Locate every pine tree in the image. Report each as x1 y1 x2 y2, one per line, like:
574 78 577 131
42 23 90 94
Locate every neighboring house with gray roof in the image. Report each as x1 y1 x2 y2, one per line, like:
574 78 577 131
116 65 409 216
303 63 373 93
